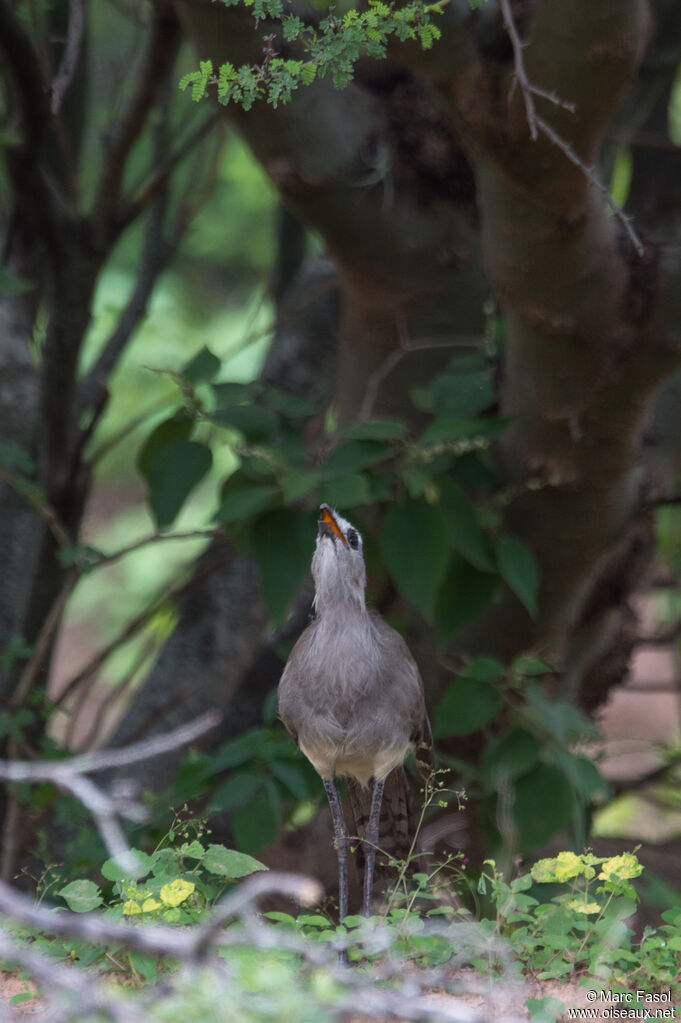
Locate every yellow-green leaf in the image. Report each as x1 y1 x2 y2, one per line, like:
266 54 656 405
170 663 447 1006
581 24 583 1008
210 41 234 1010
123 900 142 915
598 852 643 882
567 899 600 915
160 879 196 907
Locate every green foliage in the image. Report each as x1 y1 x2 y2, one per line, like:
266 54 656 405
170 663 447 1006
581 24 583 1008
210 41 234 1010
5 841 681 1020
476 850 680 999
180 0 444 108
496 535 540 618
380 499 450 622
433 658 504 738
105 835 266 924
433 657 610 856
172 724 321 854
123 344 525 639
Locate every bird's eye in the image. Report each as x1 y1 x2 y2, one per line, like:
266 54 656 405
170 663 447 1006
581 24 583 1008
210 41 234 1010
347 529 359 550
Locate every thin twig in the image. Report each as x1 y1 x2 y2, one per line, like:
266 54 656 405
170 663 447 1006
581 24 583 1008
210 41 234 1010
68 633 158 751
50 0 85 114
119 111 221 232
53 543 234 710
0 711 221 872
535 115 645 257
359 319 481 421
93 528 220 569
499 0 645 257
86 398 175 466
0 465 71 549
9 570 79 711
499 0 537 139
92 4 181 241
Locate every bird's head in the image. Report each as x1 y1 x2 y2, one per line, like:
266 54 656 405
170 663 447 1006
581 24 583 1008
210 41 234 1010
312 504 366 613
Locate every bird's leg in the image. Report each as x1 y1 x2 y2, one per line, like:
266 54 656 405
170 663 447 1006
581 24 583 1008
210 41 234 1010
362 776 385 917
322 777 350 925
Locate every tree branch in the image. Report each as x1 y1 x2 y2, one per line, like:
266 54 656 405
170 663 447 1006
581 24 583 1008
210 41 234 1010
499 0 644 256
50 0 86 115
92 2 181 242
0 0 51 151
0 711 221 873
53 543 235 711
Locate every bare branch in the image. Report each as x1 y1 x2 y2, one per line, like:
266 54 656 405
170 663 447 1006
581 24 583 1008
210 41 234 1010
499 0 537 139
499 0 645 257
0 871 319 960
53 544 235 710
359 318 481 422
92 5 181 240
50 0 86 115
90 529 221 570
9 571 78 712
0 465 71 550
0 711 221 872
0 0 51 150
534 115 645 258
119 111 221 232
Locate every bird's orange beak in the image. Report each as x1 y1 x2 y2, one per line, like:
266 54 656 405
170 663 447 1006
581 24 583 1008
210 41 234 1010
318 504 349 548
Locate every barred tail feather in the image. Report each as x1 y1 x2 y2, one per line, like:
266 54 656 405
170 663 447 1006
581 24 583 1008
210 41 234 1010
347 767 412 877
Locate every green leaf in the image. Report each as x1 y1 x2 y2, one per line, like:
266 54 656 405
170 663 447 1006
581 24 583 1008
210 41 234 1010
263 388 313 418
9 993 36 1006
523 684 599 744
381 499 450 621
180 840 205 859
57 880 103 913
208 731 262 774
554 750 611 804
209 772 261 813
231 783 281 853
512 764 575 851
252 509 315 624
321 472 370 508
463 657 505 683
512 654 553 677
0 267 32 295
263 911 296 925
144 440 213 529
526 996 566 1023
202 844 268 878
101 850 153 882
482 728 541 783
324 439 393 474
433 677 503 738
211 382 254 405
137 414 193 478
212 404 278 440
181 346 221 384
129 950 158 983
496 535 539 618
438 477 494 571
269 759 311 801
430 367 495 418
282 471 321 504
434 556 499 644
215 485 278 524
297 914 331 927
343 420 407 441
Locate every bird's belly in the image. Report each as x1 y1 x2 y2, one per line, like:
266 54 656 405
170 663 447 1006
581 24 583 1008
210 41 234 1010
298 735 412 787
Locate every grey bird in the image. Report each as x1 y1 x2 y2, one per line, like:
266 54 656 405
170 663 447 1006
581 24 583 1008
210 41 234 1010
278 503 434 926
